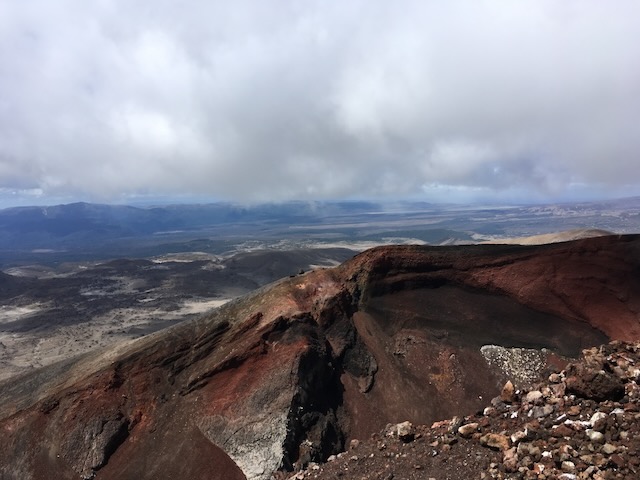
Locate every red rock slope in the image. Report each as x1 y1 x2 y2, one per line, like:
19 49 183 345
1 235 639 480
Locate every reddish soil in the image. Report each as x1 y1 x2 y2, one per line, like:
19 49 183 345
1 235 639 480
295 341 640 480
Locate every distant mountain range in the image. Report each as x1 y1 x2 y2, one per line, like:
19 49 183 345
0 201 373 245
1 198 639 266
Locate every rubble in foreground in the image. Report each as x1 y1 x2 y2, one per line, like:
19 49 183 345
290 341 640 480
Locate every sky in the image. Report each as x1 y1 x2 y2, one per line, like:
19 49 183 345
1 0 639 207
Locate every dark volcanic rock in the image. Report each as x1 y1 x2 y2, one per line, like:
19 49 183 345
62 413 129 479
565 364 626 401
1 235 640 480
299 341 640 480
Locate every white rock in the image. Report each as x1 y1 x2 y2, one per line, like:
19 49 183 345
525 390 543 403
589 412 607 426
395 421 415 441
554 413 567 424
586 429 605 443
558 474 577 480
510 430 527 444
458 423 479 438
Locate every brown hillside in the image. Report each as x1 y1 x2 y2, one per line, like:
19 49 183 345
1 235 639 480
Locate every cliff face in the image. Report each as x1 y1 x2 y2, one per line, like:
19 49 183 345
1 235 639 480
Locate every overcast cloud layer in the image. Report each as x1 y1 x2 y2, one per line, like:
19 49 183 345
1 0 639 206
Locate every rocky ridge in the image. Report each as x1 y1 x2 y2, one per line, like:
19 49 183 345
293 340 640 480
1 235 640 480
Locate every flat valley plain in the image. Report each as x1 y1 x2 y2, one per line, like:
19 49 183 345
1 197 639 381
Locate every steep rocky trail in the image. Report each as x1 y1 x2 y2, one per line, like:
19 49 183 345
1 235 639 480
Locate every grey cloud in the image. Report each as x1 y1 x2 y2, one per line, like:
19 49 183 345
0 0 639 205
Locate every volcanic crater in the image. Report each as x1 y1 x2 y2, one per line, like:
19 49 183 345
1 235 640 480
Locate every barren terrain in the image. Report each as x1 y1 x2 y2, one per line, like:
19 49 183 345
295 340 640 480
1 235 639 480
0 248 355 381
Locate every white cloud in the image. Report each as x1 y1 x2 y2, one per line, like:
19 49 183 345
0 0 639 205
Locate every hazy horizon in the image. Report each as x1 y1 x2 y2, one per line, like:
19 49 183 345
2 193 640 212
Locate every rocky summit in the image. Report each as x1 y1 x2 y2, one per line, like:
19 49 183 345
1 235 640 480
295 340 640 480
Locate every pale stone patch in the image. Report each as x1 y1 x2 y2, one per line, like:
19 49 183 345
480 345 547 386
